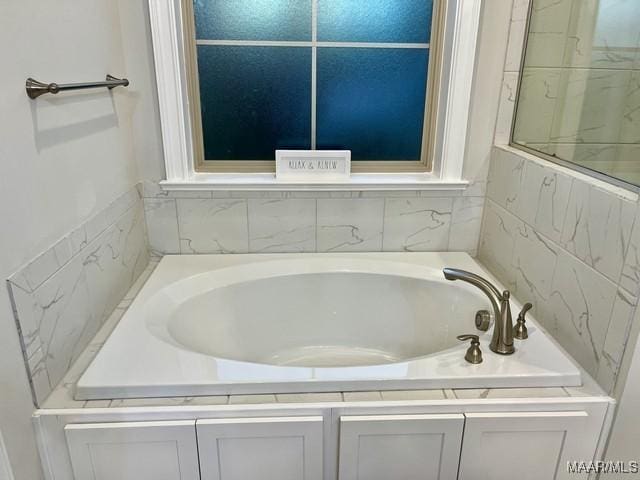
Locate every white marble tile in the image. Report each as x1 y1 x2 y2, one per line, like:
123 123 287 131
144 198 180 255
516 160 572 242
504 0 529 72
68 224 90 256
561 179 636 282
9 194 149 406
380 390 446 401
248 199 316 253
83 205 149 334
142 180 212 199
621 206 640 295
547 250 618 377
177 199 248 254
566 0 640 70
276 393 343 403
596 288 638 394
83 400 112 408
487 147 525 213
448 197 484 254
511 224 560 318
343 391 382 402
316 199 384 252
382 198 453 252
620 71 640 144
109 396 228 407
454 387 567 399
228 394 277 405
32 255 94 398
494 72 519 145
550 69 632 144
524 0 573 67
513 68 562 144
477 200 522 290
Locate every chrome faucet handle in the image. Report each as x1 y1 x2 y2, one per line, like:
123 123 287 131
514 302 533 340
457 334 483 364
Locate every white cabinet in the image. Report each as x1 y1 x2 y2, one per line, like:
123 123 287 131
338 414 465 480
458 411 594 480
196 416 324 480
59 407 609 480
65 420 200 480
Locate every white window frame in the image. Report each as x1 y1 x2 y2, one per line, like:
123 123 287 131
148 0 482 191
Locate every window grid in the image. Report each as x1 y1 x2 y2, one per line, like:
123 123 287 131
187 0 440 171
193 2 431 151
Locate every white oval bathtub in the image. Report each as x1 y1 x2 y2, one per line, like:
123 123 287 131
76 253 582 400
148 261 489 368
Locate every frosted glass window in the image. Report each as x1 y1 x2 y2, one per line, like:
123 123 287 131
513 0 640 187
194 0 312 41
190 0 437 166
317 48 429 160
198 46 312 160
317 0 433 43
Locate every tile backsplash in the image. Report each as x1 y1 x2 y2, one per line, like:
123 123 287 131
7 185 149 406
479 146 640 396
142 182 484 256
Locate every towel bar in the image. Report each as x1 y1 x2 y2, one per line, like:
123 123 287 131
26 74 129 99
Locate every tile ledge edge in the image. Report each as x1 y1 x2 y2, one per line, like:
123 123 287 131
495 145 639 203
159 176 470 192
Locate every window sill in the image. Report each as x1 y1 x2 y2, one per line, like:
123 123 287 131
160 173 469 192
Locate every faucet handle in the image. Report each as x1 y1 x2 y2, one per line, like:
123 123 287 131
514 302 533 340
457 334 483 364
475 310 491 331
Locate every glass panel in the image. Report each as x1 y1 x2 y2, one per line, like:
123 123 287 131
316 48 429 161
197 46 312 160
513 0 640 186
317 0 433 43
194 0 312 41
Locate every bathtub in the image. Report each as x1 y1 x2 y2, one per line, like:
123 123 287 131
76 253 581 400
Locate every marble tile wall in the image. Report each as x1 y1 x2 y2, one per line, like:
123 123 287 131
501 0 640 184
141 182 485 256
479 146 640 396
7 185 150 407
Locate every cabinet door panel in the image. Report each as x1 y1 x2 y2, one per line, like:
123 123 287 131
197 416 323 480
459 411 591 480
65 420 199 480
338 414 465 480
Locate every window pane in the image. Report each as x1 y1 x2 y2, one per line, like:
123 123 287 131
513 0 640 186
317 0 433 43
316 48 429 161
198 46 312 160
194 0 312 41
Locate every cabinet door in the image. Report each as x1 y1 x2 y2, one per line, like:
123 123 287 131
65 420 200 480
197 416 323 480
458 411 592 480
338 414 465 480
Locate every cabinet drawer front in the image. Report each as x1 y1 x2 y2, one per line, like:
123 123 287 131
197 416 324 480
459 411 591 480
65 420 200 480
339 414 465 480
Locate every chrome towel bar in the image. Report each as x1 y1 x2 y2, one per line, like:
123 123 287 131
26 74 129 99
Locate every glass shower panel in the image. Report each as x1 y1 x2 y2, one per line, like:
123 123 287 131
513 0 640 186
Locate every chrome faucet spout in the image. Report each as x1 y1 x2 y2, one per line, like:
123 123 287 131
442 268 515 355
